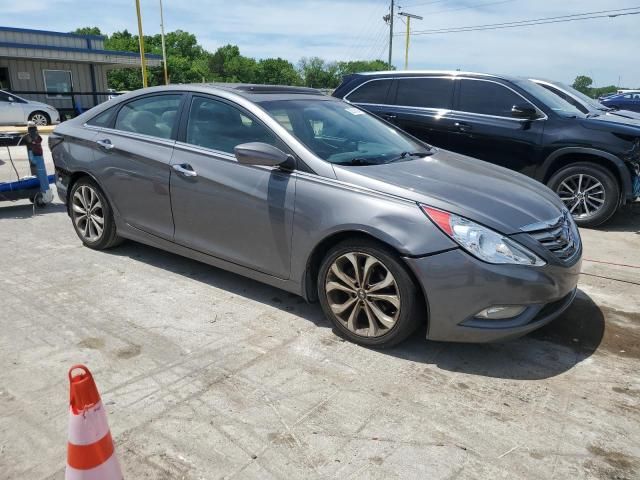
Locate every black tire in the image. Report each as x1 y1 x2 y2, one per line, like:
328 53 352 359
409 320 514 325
547 162 619 228
33 192 48 208
28 111 50 126
69 177 122 249
317 238 424 348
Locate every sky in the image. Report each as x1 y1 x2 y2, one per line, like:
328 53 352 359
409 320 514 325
3 0 639 87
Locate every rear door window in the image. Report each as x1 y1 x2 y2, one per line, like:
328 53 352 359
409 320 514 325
458 79 525 117
346 79 392 104
114 94 182 139
395 77 454 109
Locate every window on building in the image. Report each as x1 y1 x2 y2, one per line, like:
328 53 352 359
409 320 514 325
114 94 182 139
0 67 11 90
43 70 73 98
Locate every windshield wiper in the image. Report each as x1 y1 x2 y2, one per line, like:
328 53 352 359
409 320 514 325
587 112 601 118
341 158 378 166
388 150 433 162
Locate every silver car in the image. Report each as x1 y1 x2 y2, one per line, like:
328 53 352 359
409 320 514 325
50 84 582 347
0 90 60 126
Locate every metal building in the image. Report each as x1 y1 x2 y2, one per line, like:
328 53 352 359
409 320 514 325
0 26 162 115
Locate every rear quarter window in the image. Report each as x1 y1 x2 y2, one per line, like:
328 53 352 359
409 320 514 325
346 79 392 104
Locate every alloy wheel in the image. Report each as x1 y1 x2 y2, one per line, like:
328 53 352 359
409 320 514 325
72 185 104 242
30 113 48 126
556 173 605 219
325 252 401 337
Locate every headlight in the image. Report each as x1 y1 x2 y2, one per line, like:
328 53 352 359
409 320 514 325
421 205 546 266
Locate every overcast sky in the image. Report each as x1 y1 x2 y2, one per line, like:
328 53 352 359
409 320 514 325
4 0 639 87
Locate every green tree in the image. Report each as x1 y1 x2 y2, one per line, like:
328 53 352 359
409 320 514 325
73 27 103 36
572 75 593 96
299 57 340 88
256 58 302 85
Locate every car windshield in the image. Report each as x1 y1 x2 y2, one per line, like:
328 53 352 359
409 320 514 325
513 79 585 118
554 81 608 111
258 99 432 165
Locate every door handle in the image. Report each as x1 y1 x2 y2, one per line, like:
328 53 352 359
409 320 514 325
96 139 114 150
454 122 473 132
172 163 198 177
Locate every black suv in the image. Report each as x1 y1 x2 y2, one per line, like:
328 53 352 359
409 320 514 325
333 71 640 227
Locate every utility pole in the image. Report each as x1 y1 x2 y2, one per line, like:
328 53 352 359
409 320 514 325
399 12 423 70
135 0 148 88
159 0 169 85
383 0 395 68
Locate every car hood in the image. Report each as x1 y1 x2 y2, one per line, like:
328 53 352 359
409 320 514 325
333 150 565 235
606 109 640 121
579 113 640 135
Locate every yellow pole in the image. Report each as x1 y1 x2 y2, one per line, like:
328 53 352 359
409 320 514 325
159 0 169 85
404 16 411 70
135 0 148 88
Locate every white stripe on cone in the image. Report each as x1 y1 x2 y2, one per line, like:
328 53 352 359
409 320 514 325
68 401 110 446
65 453 123 480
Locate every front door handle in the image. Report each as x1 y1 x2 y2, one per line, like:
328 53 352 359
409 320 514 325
454 122 472 132
96 139 114 150
172 163 198 177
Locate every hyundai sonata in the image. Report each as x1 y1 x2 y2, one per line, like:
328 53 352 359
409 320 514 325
50 84 581 347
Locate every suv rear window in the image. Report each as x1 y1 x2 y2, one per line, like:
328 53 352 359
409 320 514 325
347 79 392 104
458 79 524 117
395 77 454 109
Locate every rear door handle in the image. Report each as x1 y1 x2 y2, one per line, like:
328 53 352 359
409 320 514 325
96 139 114 150
454 122 472 132
172 163 198 177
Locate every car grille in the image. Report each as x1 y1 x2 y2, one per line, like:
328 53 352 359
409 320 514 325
526 214 579 261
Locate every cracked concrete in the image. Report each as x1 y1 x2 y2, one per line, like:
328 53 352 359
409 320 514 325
0 141 639 479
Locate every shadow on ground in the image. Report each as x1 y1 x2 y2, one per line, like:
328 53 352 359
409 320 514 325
599 201 640 234
105 241 606 381
0 202 66 219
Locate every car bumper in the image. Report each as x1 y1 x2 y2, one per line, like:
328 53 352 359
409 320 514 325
54 167 70 206
404 248 581 343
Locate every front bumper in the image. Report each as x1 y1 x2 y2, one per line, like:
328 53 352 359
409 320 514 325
405 248 581 343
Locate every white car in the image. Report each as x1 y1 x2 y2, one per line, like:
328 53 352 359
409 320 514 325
0 90 61 126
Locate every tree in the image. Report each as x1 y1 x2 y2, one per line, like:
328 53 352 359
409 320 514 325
572 75 593 96
299 57 340 88
256 58 302 85
73 27 103 36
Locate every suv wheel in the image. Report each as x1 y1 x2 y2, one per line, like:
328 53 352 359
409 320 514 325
69 177 122 249
318 239 423 348
547 163 619 227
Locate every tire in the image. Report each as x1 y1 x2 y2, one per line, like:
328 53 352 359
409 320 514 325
317 238 423 348
69 177 122 249
547 162 619 228
28 111 50 126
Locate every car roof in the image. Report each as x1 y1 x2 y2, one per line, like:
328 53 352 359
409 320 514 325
352 70 525 83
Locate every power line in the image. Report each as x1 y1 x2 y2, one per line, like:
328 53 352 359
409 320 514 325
425 0 518 17
399 0 449 8
401 6 640 35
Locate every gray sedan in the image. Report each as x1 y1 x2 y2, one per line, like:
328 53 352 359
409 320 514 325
50 84 581 347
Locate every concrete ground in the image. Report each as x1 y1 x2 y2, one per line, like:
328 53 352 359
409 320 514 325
1 141 639 479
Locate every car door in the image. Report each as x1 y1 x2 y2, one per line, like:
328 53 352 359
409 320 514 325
0 91 24 124
388 76 457 150
169 94 296 279
91 93 184 240
448 78 544 176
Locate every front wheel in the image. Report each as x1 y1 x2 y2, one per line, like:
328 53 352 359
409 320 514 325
547 163 619 228
28 111 50 126
69 178 122 249
317 239 423 348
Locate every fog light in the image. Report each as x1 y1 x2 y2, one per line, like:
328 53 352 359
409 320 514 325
474 305 527 320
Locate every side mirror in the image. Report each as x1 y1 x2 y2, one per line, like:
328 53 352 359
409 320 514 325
511 104 539 119
234 142 292 168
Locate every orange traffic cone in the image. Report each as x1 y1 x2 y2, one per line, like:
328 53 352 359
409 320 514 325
66 365 123 480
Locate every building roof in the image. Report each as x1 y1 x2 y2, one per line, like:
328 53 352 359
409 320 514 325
0 25 162 67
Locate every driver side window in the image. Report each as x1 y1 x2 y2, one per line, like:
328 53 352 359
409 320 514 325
185 96 278 154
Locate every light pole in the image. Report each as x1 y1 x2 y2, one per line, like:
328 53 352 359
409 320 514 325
399 12 423 70
135 0 148 87
383 0 395 68
159 0 169 84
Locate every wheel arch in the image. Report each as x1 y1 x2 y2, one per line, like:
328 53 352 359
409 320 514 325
65 170 114 215
28 109 51 124
540 148 632 202
302 229 427 315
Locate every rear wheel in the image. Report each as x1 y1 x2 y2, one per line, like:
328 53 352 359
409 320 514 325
69 177 122 249
318 239 423 348
547 163 619 227
28 111 50 126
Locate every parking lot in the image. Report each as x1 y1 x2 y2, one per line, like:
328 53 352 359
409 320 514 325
1 141 639 479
